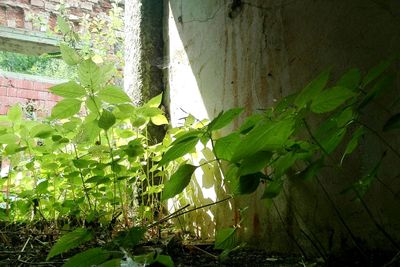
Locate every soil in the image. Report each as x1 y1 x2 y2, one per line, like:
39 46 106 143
0 223 398 267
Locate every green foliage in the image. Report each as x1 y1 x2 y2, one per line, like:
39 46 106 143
159 57 399 205
114 227 146 248
0 51 75 79
162 164 198 200
47 228 93 260
214 227 238 250
63 248 110 267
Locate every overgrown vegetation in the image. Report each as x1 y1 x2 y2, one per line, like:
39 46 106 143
1 11 399 267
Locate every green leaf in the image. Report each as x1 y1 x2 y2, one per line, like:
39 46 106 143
235 173 262 195
78 59 100 88
98 63 116 86
358 74 394 109
238 114 263 134
85 96 101 114
155 255 174 267
295 158 324 181
124 139 144 158
214 132 241 161
315 119 347 154
60 44 81 66
47 228 93 260
171 130 204 146
97 86 131 104
232 118 295 161
340 127 365 164
145 93 163 108
57 16 70 34
51 99 82 119
208 108 244 131
75 120 101 143
294 70 330 109
7 104 22 122
238 151 272 176
162 164 197 200
361 60 391 88
99 259 121 267
5 144 26 155
36 180 49 194
98 110 116 131
262 179 283 199
138 107 162 118
214 228 237 250
114 227 146 248
311 86 355 113
49 81 86 98
151 114 168 125
30 124 54 138
383 113 400 132
159 137 199 166
62 248 110 267
272 152 299 179
0 133 19 144
337 68 361 90
352 153 385 197
335 107 355 128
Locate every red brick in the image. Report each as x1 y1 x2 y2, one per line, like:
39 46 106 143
45 101 57 109
8 97 27 106
33 82 47 91
0 106 8 115
0 7 6 26
0 87 7 96
42 83 56 90
49 93 62 101
10 78 24 88
21 80 34 89
7 87 17 97
0 77 10 87
0 96 9 105
38 91 48 100
17 89 39 100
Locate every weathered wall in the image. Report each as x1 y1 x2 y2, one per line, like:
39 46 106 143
0 0 113 32
164 0 400 255
0 71 63 116
124 0 163 106
0 0 118 55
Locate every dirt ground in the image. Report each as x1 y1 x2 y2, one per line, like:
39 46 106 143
0 223 398 266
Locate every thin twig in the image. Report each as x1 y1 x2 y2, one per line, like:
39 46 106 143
353 187 400 250
271 200 307 258
18 236 31 260
355 120 400 160
186 245 218 259
148 197 232 228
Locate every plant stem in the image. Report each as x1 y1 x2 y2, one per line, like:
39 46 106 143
148 197 232 228
355 120 400 160
353 186 400 250
73 145 93 211
271 200 307 258
302 119 367 258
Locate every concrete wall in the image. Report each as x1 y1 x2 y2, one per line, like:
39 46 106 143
164 0 400 255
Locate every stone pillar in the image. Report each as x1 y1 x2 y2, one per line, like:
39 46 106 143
124 0 164 106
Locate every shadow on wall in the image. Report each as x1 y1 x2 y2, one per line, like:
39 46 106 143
165 0 400 254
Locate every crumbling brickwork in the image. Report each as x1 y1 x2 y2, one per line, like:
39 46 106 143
0 0 115 32
0 72 62 116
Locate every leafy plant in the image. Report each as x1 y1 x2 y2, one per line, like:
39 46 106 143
158 58 400 255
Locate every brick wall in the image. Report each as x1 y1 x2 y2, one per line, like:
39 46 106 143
0 71 63 117
0 0 116 32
